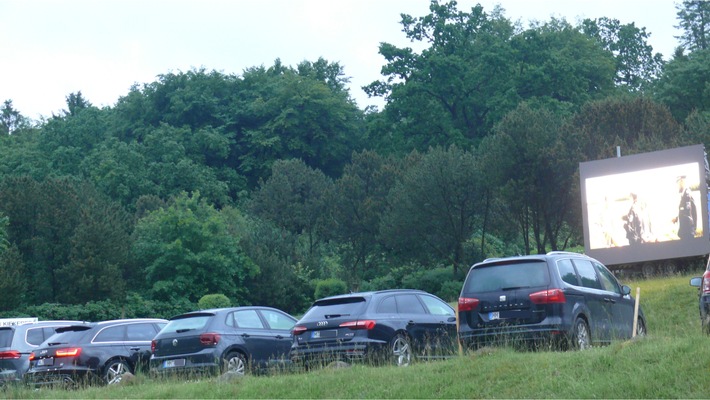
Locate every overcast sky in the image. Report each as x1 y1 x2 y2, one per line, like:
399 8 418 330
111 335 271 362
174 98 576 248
1 0 682 120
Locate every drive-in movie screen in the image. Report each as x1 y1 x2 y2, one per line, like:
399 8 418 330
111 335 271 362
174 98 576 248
580 144 710 266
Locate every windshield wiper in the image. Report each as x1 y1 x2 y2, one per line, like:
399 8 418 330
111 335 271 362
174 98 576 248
176 328 193 333
324 314 349 319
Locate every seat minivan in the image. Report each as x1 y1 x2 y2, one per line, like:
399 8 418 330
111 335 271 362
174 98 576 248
458 251 646 350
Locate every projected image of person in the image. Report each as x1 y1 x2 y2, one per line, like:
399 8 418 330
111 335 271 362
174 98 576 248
624 192 648 245
672 175 698 239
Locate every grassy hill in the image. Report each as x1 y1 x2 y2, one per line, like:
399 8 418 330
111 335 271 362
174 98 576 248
5 272 709 399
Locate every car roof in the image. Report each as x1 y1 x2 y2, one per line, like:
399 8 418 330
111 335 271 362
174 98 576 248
472 251 592 268
316 288 428 302
169 306 284 320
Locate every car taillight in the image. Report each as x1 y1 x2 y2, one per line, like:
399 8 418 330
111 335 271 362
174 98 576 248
199 332 221 346
530 289 566 304
151 339 157 353
339 320 376 330
292 326 307 335
458 297 480 312
0 350 21 359
55 347 81 357
28 352 36 361
702 271 710 294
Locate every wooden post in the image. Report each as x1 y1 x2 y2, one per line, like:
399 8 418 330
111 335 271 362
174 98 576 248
632 287 640 338
456 303 463 356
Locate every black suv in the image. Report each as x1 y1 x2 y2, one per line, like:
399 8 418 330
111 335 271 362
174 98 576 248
150 307 297 376
458 252 646 350
689 263 710 333
0 321 83 385
290 289 457 368
24 318 167 386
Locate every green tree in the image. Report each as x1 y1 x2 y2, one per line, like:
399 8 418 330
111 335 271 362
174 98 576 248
329 150 399 284
132 191 257 303
653 49 710 122
676 0 710 52
581 17 664 91
380 145 484 275
0 244 27 311
0 100 31 136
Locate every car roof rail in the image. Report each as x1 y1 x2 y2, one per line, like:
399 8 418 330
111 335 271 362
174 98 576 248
546 251 583 256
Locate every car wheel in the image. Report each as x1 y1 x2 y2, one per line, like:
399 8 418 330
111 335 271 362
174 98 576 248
104 359 132 385
572 318 591 350
390 334 412 367
636 317 647 337
223 352 247 375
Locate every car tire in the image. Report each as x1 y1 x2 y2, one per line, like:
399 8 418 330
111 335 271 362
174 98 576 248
572 317 591 350
636 317 647 337
223 352 247 375
104 359 132 385
390 334 412 367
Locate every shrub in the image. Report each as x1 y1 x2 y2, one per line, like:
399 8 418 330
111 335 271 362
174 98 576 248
314 278 348 300
198 294 232 310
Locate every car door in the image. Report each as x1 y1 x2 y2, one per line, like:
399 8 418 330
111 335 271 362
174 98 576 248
394 294 435 352
230 309 273 366
595 263 636 339
256 309 296 364
571 259 613 343
124 322 162 372
417 294 457 356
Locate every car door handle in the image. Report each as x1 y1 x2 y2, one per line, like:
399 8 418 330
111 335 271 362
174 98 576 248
129 347 141 351
407 320 416 326
241 333 250 338
275 335 285 339
604 298 616 304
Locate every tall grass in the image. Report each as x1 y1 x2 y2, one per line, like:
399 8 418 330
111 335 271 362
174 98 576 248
6 271 709 399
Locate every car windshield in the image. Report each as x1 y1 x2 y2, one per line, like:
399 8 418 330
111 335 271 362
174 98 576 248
465 261 550 293
162 316 211 334
302 297 367 320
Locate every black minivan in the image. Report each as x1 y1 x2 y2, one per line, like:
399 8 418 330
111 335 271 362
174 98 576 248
458 252 646 350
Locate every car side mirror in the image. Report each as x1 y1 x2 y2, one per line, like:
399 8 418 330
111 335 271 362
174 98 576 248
621 285 631 296
690 277 702 287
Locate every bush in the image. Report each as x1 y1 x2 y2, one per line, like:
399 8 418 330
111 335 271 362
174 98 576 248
314 278 348 300
401 267 463 301
198 294 232 310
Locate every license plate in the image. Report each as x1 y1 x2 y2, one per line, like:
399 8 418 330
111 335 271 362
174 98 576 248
311 330 337 339
488 311 500 320
37 357 54 367
163 359 186 368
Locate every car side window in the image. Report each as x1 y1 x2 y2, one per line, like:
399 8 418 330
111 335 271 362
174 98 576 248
557 259 580 286
376 296 397 314
395 294 427 314
419 295 454 316
126 323 159 341
26 327 46 346
260 310 294 330
233 310 264 329
94 325 126 342
572 259 603 290
595 263 622 295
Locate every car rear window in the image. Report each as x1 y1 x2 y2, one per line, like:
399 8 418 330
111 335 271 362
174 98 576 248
302 297 367 320
0 328 14 347
464 261 550 293
45 326 92 345
162 315 211 334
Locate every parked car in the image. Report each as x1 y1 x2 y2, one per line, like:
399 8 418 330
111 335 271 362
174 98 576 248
690 266 710 333
458 251 646 350
0 320 83 385
150 307 297 376
24 318 167 386
290 289 457 368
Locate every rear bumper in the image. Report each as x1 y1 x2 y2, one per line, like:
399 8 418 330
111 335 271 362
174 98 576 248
24 368 95 387
458 323 570 348
150 349 221 375
290 338 388 365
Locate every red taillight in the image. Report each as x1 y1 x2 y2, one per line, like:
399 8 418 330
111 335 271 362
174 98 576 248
530 289 566 304
55 347 81 358
339 320 376 330
151 339 157 353
702 271 710 294
199 332 221 346
458 297 480 312
0 350 21 359
292 326 307 335
28 352 35 361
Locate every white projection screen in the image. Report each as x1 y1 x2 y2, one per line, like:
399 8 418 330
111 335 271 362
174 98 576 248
580 145 710 266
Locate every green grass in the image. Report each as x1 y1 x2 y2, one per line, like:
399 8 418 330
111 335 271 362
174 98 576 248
5 271 709 399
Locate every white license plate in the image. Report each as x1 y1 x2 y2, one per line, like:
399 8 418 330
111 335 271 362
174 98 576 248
163 359 186 368
37 357 54 367
488 311 500 320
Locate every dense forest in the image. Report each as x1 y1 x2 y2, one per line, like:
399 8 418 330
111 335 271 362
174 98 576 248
0 0 709 319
